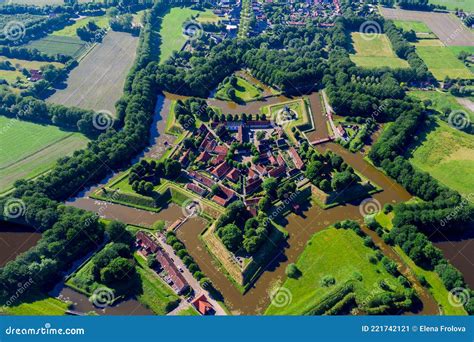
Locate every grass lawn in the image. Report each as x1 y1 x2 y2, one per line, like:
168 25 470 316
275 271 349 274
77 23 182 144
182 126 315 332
265 228 406 315
415 46 473 81
375 211 394 230
349 32 410 69
215 76 263 102
133 252 180 315
428 0 474 12
409 119 474 200
0 293 69 315
0 116 89 193
196 9 223 23
52 15 109 38
178 305 200 316
395 247 467 315
26 35 89 59
159 7 201 63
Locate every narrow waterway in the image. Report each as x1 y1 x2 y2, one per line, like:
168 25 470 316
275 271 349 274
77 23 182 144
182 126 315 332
0 222 41 267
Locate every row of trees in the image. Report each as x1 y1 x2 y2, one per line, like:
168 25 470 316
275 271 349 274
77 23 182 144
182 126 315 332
0 90 111 138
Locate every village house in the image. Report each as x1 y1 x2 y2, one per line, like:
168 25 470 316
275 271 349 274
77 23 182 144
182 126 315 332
192 294 215 315
288 146 304 169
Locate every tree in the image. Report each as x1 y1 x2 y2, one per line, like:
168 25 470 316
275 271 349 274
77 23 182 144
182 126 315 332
106 221 134 246
319 179 331 192
262 177 278 198
219 224 242 252
100 257 135 285
258 196 272 212
285 263 301 279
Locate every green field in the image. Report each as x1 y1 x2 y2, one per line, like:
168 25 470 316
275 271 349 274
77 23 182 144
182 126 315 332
416 46 474 81
215 76 263 102
349 32 410 69
409 119 474 199
409 90 474 123
196 9 223 23
393 20 432 34
26 35 89 58
159 7 201 63
265 228 406 315
0 116 89 193
428 0 474 12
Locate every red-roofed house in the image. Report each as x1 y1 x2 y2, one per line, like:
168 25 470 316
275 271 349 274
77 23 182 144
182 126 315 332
211 154 225 166
192 294 215 315
196 151 212 163
136 231 159 254
245 177 262 194
289 147 304 169
155 248 190 295
186 183 208 196
213 145 229 155
269 165 286 178
211 162 231 179
226 168 241 183
188 171 215 188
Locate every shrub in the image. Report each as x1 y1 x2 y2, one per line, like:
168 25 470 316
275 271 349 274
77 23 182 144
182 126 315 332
321 275 336 287
285 263 301 279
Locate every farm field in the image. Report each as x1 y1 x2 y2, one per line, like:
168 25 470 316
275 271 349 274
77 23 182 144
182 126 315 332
349 33 409 69
25 35 89 59
47 31 139 114
380 7 474 46
428 0 474 12
265 227 406 315
0 13 46 31
415 45 474 80
393 20 432 34
160 7 201 63
0 116 88 193
409 119 474 200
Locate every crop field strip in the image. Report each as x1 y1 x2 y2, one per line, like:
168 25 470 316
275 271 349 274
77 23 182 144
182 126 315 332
0 116 89 193
380 7 474 46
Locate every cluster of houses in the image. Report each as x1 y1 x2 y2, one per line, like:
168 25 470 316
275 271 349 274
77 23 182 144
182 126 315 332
136 231 190 295
136 231 216 315
178 120 306 215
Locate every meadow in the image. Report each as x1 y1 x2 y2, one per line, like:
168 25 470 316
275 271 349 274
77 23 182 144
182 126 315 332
409 119 474 200
159 7 201 63
51 15 109 38
349 33 410 69
416 45 474 80
0 116 88 193
265 227 406 315
0 292 69 316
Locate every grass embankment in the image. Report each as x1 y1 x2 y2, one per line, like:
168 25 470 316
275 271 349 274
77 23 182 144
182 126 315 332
349 32 410 69
0 293 69 315
0 116 89 193
265 228 406 315
215 76 263 102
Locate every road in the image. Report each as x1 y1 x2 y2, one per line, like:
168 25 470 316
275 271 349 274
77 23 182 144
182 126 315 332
321 89 341 139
